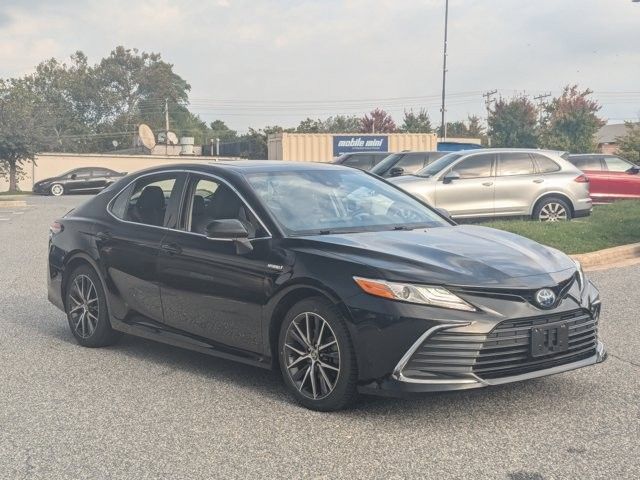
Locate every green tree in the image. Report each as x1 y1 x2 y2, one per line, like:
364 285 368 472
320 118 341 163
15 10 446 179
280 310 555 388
360 108 396 133
539 85 605 153
400 109 432 133
322 115 360 133
488 95 539 147
616 122 640 164
0 79 45 192
295 117 324 133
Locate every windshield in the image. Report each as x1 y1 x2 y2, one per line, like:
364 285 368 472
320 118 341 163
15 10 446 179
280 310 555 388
370 153 402 175
246 169 448 235
415 153 463 177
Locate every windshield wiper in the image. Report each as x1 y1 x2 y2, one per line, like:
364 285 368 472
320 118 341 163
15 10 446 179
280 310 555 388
392 225 414 231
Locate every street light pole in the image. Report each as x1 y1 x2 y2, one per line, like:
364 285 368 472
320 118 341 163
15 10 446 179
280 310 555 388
440 0 449 141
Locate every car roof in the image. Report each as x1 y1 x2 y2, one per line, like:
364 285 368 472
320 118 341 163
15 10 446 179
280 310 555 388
453 148 565 155
131 161 355 176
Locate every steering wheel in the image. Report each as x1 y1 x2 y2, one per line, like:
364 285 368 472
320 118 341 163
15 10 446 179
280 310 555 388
387 203 423 223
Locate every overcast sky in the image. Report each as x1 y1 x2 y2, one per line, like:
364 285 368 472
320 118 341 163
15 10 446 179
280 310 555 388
1 0 639 132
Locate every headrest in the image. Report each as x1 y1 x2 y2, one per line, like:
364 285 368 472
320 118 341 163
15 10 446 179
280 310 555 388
137 185 165 210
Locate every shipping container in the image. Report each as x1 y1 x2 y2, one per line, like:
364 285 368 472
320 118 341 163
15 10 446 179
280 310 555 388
268 132 438 162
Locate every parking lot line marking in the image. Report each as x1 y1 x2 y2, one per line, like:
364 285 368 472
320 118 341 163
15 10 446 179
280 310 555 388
12 211 24 215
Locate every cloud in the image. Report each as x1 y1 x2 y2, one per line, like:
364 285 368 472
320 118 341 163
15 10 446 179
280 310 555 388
0 0 638 129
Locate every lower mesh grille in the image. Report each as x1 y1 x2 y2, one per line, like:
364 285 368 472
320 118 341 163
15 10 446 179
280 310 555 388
403 310 597 381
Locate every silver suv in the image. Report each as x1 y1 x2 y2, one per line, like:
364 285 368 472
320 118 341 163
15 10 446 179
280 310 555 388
389 149 592 221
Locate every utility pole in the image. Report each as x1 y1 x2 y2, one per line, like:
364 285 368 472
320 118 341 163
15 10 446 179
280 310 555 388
440 0 449 140
164 98 169 155
533 92 551 123
482 90 497 147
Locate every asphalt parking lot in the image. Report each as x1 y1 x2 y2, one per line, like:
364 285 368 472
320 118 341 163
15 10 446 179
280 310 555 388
0 195 638 480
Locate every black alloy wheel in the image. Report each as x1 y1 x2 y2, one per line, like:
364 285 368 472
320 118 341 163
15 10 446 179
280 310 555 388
279 297 358 411
65 265 121 347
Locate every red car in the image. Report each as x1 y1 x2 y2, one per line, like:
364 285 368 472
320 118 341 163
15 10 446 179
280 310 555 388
568 154 640 203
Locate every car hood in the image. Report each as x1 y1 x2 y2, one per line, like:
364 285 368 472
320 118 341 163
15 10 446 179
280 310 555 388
34 177 56 185
293 225 576 288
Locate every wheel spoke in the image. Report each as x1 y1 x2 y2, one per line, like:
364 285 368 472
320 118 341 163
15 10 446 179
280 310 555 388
305 313 312 346
316 321 325 347
318 361 339 372
293 322 311 348
317 364 334 391
69 303 84 314
287 354 310 370
298 366 311 392
309 362 318 398
318 339 337 351
284 342 306 356
290 329 309 350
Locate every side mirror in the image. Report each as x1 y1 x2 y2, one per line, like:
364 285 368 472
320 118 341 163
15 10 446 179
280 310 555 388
388 167 405 177
436 208 452 220
70 173 77 180
206 219 253 254
443 171 461 184
627 166 640 174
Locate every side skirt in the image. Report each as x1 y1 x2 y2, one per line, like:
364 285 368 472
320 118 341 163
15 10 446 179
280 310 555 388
110 316 272 370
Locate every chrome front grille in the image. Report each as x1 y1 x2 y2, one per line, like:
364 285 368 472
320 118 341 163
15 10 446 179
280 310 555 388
402 310 598 381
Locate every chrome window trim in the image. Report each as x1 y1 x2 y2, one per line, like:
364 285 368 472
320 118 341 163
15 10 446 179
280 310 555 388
106 168 273 241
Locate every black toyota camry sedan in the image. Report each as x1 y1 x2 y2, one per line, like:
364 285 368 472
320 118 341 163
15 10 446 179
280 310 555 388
47 161 606 411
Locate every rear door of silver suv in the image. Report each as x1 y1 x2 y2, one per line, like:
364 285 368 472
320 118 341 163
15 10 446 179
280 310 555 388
493 152 542 216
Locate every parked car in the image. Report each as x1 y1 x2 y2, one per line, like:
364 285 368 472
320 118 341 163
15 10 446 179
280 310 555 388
437 141 484 152
370 151 447 177
33 167 126 196
48 161 605 411
332 152 390 171
389 149 592 221
567 154 640 203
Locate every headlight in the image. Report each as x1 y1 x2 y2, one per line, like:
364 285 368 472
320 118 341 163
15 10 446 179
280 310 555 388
353 277 476 312
574 259 585 291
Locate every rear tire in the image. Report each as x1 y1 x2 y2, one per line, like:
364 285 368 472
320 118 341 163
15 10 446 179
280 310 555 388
533 197 572 222
278 297 358 411
64 265 121 347
50 183 64 196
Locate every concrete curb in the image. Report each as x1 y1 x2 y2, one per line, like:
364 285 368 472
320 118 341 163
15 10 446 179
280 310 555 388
0 200 27 208
571 243 640 270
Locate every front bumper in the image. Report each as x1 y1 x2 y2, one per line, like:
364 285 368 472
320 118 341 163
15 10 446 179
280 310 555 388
359 340 606 397
349 276 605 397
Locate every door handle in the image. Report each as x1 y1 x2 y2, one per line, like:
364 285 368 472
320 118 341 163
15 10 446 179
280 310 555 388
482 182 493 187
533 178 544 183
161 243 182 255
96 231 112 242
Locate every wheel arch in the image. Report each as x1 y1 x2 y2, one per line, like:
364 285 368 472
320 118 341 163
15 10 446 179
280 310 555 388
530 191 575 217
264 282 351 369
61 252 105 304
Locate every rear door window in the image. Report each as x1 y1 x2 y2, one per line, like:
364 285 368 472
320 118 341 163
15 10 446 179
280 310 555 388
452 154 494 179
110 173 183 227
498 153 535 176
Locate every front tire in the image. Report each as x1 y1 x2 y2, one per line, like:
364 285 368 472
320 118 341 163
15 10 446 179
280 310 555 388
50 183 64 196
65 265 121 347
534 197 572 222
278 297 358 411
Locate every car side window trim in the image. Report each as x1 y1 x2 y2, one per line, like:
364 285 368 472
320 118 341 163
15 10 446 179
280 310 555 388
106 169 272 240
